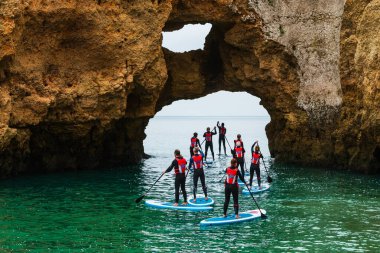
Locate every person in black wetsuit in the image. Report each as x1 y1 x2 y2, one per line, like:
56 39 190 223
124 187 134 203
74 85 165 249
217 121 227 155
189 132 201 157
164 149 188 206
249 141 263 189
234 134 244 148
223 158 246 219
188 147 207 201
203 127 217 161
231 141 246 181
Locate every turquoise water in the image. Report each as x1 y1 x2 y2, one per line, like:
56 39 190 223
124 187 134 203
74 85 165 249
0 117 379 252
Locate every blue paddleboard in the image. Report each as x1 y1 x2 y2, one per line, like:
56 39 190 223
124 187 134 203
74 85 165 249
188 197 214 206
145 200 213 211
205 160 215 168
200 209 267 226
238 180 246 186
242 183 271 194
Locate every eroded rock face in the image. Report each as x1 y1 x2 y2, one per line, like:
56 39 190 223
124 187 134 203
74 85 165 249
0 0 378 177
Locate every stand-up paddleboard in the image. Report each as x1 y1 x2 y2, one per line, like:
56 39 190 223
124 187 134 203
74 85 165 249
238 180 246 186
242 183 271 194
145 200 213 211
188 197 214 206
200 209 267 226
205 160 215 168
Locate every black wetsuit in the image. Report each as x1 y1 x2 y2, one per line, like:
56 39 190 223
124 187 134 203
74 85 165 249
189 154 207 199
234 139 244 149
165 156 187 203
231 147 246 181
249 144 263 187
224 167 245 216
189 137 201 157
217 123 227 155
203 129 217 160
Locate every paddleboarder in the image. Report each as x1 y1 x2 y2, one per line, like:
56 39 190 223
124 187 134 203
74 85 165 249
189 147 208 202
249 141 263 189
189 132 201 157
203 127 217 161
163 149 188 206
234 134 244 148
231 141 246 180
223 158 246 219
217 121 227 155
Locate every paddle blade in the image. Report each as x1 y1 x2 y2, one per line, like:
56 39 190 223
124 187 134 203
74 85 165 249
267 176 273 183
260 212 268 219
135 195 145 203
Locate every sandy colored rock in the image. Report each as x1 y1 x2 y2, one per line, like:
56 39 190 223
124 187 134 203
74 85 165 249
0 0 378 177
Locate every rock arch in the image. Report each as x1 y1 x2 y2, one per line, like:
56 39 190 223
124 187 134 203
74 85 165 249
0 0 378 177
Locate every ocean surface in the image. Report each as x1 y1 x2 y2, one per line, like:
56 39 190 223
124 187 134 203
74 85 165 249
0 116 379 252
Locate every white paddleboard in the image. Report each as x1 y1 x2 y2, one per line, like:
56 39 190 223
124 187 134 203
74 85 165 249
242 183 271 194
200 209 267 226
145 200 213 211
188 197 214 206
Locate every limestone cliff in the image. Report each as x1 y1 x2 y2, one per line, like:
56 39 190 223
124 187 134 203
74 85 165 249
0 0 378 177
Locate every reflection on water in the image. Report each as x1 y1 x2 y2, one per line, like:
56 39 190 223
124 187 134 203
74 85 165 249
0 117 379 251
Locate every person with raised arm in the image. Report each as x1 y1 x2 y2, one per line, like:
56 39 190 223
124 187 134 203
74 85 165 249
217 121 227 155
249 141 263 189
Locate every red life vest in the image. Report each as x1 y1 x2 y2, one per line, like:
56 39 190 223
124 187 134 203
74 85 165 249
175 157 187 174
235 147 244 158
225 167 238 185
190 137 198 147
220 127 226 135
192 155 203 169
252 152 260 165
205 132 212 142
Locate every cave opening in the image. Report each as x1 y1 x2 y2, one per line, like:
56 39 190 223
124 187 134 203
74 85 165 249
144 91 271 159
162 23 212 52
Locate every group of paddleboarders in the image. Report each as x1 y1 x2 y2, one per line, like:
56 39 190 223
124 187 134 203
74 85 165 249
162 121 266 218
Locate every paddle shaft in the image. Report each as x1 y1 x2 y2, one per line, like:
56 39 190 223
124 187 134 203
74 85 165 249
135 172 165 203
244 183 267 218
244 160 249 173
260 153 269 174
225 137 232 150
256 141 272 183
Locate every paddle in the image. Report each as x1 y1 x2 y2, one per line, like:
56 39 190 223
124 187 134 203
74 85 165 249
244 182 267 219
225 136 232 150
135 172 165 203
219 173 226 183
255 141 272 183
260 153 273 183
244 160 249 174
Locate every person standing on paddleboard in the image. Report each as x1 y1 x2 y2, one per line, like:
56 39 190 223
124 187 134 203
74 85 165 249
231 141 246 181
224 158 246 219
217 121 227 155
189 132 201 157
189 147 208 202
163 149 188 206
203 127 217 161
234 134 244 148
249 141 263 190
